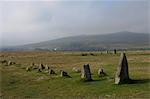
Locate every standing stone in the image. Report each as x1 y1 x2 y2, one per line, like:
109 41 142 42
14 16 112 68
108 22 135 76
114 49 117 54
115 53 130 84
81 64 92 81
106 50 109 54
60 70 71 77
98 68 106 77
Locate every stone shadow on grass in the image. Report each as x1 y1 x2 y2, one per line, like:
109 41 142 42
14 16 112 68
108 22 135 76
129 79 150 84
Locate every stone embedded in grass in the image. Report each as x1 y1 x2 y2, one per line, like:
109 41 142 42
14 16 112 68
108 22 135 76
60 70 71 77
39 64 45 70
7 61 15 66
72 67 81 73
49 69 56 75
45 65 50 70
98 68 107 77
81 64 92 81
0 60 7 64
115 53 130 84
38 68 42 72
32 64 39 69
26 67 31 71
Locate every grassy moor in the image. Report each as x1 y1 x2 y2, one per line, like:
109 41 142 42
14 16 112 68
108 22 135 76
0 51 149 99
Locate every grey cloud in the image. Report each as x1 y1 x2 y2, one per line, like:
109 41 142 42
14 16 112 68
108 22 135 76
0 1 149 46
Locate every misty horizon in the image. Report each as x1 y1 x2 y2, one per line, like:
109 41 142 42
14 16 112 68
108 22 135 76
0 0 149 47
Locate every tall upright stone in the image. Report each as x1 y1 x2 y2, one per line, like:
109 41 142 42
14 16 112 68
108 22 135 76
81 64 92 81
115 53 130 84
106 50 109 54
114 49 117 54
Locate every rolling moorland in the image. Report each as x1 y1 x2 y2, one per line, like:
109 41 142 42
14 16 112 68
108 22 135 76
2 31 149 51
0 50 150 99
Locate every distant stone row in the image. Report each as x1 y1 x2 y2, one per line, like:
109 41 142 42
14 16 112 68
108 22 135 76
26 63 71 77
25 52 130 84
81 49 117 56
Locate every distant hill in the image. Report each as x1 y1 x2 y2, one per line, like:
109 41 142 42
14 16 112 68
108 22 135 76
2 31 150 51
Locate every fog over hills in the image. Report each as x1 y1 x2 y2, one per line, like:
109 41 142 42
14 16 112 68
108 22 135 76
2 31 149 51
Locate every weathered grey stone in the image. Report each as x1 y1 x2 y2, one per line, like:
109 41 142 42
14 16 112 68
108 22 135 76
98 68 106 77
72 67 81 73
81 64 92 81
49 69 56 75
60 70 71 77
115 53 130 84
39 64 45 70
45 65 50 70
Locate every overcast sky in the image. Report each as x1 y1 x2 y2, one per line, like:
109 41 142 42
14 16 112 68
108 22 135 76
0 0 149 46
